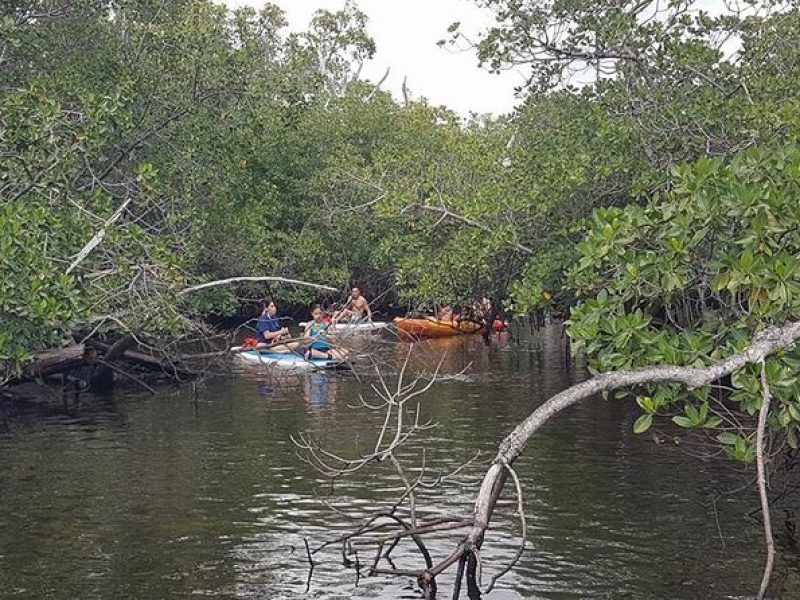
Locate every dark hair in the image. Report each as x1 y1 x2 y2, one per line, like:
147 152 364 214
351 286 361 292
262 297 275 309
310 304 323 313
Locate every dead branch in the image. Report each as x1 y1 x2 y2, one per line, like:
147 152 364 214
66 197 132 274
1 345 87 381
436 320 800 593
297 345 472 592
757 359 774 599
400 203 534 255
178 276 337 296
292 347 443 477
304 320 800 597
365 66 390 101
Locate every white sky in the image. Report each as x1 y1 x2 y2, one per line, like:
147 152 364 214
223 0 527 117
222 0 732 117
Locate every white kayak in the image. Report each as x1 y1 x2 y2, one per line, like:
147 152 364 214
298 321 388 334
231 348 345 370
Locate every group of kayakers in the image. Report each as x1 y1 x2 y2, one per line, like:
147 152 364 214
246 288 506 363
252 286 372 361
435 297 493 324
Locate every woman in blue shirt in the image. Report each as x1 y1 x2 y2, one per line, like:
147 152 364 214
256 299 292 349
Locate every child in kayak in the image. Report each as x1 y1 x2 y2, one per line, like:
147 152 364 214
302 305 348 361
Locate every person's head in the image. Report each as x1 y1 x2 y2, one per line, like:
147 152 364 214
350 286 361 300
262 298 277 316
310 304 324 322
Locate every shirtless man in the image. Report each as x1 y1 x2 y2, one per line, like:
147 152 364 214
337 286 372 322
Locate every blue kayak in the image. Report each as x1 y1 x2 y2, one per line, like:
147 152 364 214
234 348 344 370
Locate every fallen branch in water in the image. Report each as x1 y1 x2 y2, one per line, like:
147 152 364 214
431 320 800 596
301 320 800 598
0 345 87 382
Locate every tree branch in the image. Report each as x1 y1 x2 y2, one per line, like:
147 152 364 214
756 359 775 599
452 320 800 588
66 197 133 274
401 203 534 254
178 276 337 296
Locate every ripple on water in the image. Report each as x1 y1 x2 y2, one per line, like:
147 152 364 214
0 326 794 598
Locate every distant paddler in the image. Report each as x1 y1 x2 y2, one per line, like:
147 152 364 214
335 286 372 322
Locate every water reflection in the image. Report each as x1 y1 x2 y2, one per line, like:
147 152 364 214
0 326 798 599
303 373 337 407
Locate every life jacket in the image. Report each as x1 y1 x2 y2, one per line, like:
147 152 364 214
492 319 507 332
308 322 330 338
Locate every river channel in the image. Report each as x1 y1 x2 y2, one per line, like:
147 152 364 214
1 326 798 598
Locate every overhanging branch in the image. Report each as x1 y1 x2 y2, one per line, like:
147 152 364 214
452 320 800 589
178 276 338 296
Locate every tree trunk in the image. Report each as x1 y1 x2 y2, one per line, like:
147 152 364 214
122 350 198 379
90 335 136 391
27 345 87 378
1 345 87 381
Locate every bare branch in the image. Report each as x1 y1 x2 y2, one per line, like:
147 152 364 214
401 203 534 254
66 197 132 274
484 460 525 593
756 359 774 599
450 321 800 588
178 276 337 296
365 66 390 101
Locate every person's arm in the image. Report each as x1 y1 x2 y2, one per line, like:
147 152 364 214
265 327 288 341
365 299 372 321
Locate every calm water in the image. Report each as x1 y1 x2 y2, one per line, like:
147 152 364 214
1 326 798 599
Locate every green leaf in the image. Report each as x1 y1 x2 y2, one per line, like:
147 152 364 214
672 415 695 428
633 413 653 434
716 432 739 445
789 427 799 450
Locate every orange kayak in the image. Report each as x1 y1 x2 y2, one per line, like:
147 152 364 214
393 316 483 339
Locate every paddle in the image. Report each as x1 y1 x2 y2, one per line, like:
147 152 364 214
231 332 317 353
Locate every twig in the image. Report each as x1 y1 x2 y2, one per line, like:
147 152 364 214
485 460 526 593
757 359 774 599
66 197 133 274
304 537 314 594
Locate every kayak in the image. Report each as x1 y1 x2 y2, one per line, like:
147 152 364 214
393 317 483 339
299 321 388 334
232 348 345 370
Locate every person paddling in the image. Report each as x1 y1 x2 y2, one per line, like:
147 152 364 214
256 299 293 349
336 286 372 322
302 305 348 361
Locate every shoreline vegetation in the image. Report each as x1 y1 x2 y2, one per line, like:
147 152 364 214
3 1 800 596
